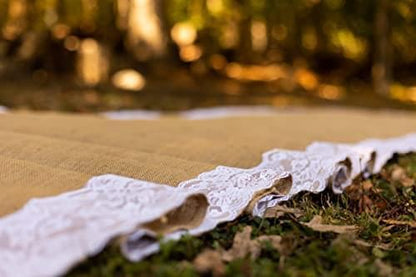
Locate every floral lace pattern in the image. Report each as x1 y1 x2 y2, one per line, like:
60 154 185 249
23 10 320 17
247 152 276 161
0 176 206 277
1 134 416 276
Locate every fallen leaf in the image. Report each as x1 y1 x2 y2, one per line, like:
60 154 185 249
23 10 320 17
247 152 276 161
264 205 303 219
222 226 282 262
302 215 358 234
345 181 374 213
391 166 406 181
353 239 392 250
362 180 373 191
222 226 259 261
382 219 416 228
193 249 225 277
359 194 373 212
352 239 372 248
390 165 414 187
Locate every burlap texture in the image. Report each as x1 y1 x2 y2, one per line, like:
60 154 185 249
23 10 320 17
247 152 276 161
1 108 416 216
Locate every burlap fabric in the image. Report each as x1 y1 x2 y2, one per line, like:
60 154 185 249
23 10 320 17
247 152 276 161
1 108 416 216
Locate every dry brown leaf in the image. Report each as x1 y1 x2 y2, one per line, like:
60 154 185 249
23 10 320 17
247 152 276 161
352 239 372 248
391 166 407 181
382 219 416 228
194 225 284 272
390 166 414 187
345 181 374 212
360 195 373 212
263 205 303 219
193 249 225 277
362 180 373 191
402 178 414 187
353 239 392 250
193 226 285 274
222 226 258 261
303 215 358 234
222 226 283 262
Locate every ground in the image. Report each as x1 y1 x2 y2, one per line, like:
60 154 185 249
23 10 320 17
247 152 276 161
68 153 416 277
2 74 416 113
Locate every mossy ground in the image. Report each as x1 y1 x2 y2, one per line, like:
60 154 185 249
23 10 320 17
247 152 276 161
68 154 416 277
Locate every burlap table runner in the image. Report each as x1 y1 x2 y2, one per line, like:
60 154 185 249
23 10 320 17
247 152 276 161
1 108 416 216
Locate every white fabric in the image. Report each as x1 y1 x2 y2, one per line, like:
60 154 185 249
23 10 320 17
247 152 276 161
101 110 162 120
0 106 8 114
178 106 280 120
0 177 202 277
102 106 282 120
1 134 416 276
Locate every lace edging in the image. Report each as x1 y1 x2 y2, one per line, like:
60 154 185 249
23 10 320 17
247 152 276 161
1 134 416 276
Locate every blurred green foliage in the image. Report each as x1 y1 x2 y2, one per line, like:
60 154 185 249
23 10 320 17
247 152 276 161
0 0 416 100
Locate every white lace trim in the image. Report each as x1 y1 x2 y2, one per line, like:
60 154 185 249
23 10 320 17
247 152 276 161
0 177 203 277
1 134 416 276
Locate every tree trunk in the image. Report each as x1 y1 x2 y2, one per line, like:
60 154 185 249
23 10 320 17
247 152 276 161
126 0 167 61
237 16 253 63
373 0 392 96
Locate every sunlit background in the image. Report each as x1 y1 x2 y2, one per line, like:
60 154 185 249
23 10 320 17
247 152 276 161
0 0 416 111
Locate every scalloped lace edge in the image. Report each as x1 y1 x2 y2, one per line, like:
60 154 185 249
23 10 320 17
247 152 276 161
1 134 416 276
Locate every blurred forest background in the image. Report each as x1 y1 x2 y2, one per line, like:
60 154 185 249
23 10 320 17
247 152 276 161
1 0 416 111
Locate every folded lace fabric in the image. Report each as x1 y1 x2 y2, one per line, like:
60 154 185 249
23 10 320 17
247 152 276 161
0 177 209 277
1 133 416 276
123 134 416 260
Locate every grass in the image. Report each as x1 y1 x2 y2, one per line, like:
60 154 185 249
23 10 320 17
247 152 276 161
68 154 416 277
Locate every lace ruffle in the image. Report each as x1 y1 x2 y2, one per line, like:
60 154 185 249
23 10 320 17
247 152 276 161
1 134 416 276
